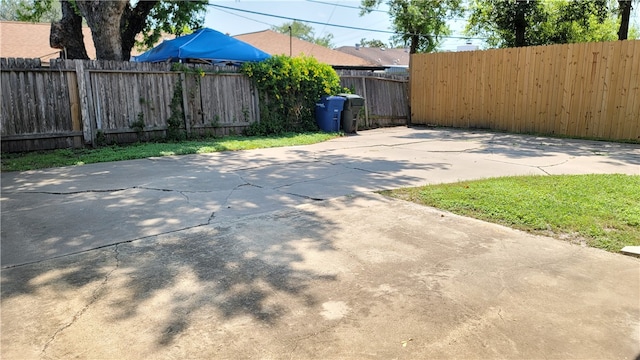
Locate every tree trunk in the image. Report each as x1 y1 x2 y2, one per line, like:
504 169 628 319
75 0 128 60
120 1 158 60
409 34 419 54
514 0 528 47
50 0 89 60
617 0 632 40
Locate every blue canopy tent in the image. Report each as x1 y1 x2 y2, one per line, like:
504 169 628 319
131 28 270 64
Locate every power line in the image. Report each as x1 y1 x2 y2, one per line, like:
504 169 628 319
206 3 485 40
305 0 387 13
306 0 468 21
211 6 276 28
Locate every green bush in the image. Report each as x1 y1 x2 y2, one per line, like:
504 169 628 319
166 76 186 142
241 55 346 135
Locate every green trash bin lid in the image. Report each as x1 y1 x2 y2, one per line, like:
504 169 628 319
338 93 365 107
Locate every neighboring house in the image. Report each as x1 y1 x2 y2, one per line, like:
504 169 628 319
234 30 376 67
335 45 410 68
1 21 96 62
0 21 164 63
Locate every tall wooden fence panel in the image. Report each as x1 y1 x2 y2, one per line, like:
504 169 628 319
410 40 640 142
189 74 258 136
2 59 411 153
1 59 258 152
89 71 179 137
1 59 83 149
338 71 409 129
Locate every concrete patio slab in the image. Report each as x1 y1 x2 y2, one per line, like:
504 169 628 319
2 127 639 359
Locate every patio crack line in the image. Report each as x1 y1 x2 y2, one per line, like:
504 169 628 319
272 171 348 190
18 186 217 196
396 146 485 153
207 173 263 222
2 224 215 270
21 188 130 195
277 191 325 201
536 167 551 175
318 140 434 150
231 160 321 172
483 157 571 170
269 169 354 201
40 244 121 357
314 158 388 175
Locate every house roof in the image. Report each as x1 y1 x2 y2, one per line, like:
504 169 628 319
233 30 375 67
335 46 410 67
1 21 97 62
0 21 164 63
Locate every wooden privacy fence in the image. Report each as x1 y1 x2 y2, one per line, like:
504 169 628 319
410 40 640 142
1 60 410 152
337 70 409 129
1 58 258 152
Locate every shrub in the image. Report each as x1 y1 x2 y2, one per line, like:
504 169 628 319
241 55 346 135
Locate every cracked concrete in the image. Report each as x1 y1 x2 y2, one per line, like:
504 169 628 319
40 244 121 357
2 127 639 359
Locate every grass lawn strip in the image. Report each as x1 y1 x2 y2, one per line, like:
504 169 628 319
381 174 640 252
1 132 340 172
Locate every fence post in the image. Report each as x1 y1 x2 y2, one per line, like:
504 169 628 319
180 72 191 137
407 55 412 125
66 71 83 148
252 82 260 124
74 60 95 146
361 76 369 127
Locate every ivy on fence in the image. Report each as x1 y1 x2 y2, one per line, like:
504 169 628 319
241 55 348 135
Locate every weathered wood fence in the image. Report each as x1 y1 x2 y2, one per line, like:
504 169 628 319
1 60 410 152
337 70 409 129
410 40 640 142
1 58 258 152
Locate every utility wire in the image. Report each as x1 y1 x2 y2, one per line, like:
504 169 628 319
206 3 485 40
305 0 387 13
305 0 468 22
212 6 275 28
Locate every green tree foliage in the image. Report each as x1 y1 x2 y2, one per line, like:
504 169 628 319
465 0 626 48
466 0 551 47
16 0 206 60
359 38 387 47
271 20 334 48
360 0 463 53
241 55 345 135
1 0 59 21
547 0 618 43
136 1 204 51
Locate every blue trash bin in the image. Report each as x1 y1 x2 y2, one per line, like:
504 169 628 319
315 96 346 132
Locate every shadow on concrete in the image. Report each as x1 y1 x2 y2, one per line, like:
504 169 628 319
396 127 640 166
1 199 361 346
1 149 434 346
1 151 449 266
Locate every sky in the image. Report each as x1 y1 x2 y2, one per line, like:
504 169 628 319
203 0 473 51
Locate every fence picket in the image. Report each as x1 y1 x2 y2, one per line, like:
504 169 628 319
410 41 640 141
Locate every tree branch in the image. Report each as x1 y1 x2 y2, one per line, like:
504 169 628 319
121 0 159 58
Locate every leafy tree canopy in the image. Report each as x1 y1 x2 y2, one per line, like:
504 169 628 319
271 20 335 48
14 0 207 60
361 0 463 53
465 0 633 48
359 38 387 47
0 0 59 21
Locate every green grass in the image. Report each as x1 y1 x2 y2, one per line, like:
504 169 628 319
381 174 640 252
1 132 341 172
